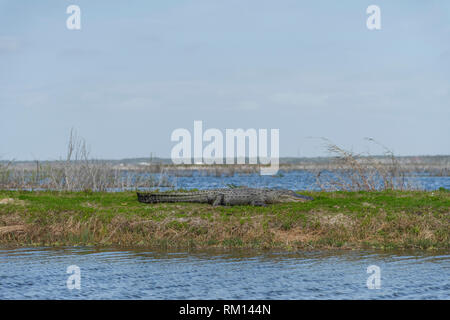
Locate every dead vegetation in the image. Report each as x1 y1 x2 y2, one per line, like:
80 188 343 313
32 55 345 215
316 138 419 191
0 129 174 191
1 131 448 192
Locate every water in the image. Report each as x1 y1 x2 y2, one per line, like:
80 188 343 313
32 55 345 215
149 170 450 191
0 247 448 299
2 171 449 299
12 170 450 192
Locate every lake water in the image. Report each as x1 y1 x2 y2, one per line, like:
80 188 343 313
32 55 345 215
0 247 448 299
150 170 450 191
2 171 449 299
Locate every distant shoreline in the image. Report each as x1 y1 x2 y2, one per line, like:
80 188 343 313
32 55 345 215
2 155 449 177
4 154 450 165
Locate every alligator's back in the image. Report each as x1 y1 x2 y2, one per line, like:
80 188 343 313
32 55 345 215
137 190 214 204
137 188 313 206
137 188 256 205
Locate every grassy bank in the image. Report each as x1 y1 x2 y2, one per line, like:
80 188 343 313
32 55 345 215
0 190 448 250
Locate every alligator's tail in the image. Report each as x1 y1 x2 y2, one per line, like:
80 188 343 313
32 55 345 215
137 192 209 204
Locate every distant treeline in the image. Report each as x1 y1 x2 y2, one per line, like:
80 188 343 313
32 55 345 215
4 155 449 168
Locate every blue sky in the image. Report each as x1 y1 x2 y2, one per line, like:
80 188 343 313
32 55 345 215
0 0 449 160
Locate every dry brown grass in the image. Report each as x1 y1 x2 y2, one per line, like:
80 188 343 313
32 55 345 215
316 138 417 191
0 207 447 250
0 130 173 191
0 189 448 250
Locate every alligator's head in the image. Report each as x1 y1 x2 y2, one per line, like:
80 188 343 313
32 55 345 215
271 190 314 203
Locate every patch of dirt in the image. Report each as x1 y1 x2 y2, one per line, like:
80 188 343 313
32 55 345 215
0 198 25 205
0 225 26 235
0 198 15 205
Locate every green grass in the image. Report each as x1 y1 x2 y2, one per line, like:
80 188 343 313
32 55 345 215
0 189 448 250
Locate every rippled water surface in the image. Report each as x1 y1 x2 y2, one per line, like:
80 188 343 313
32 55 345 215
151 171 450 191
0 248 448 299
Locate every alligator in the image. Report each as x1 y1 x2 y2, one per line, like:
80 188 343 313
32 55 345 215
137 188 313 206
